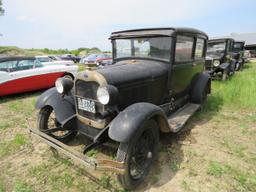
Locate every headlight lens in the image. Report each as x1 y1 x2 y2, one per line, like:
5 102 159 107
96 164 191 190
97 87 110 105
55 78 64 94
55 77 74 94
213 60 220 67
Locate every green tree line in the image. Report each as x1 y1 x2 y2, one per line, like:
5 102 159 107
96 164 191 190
0 0 4 15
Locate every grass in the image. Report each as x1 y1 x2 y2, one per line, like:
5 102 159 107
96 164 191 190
207 161 228 177
0 133 28 157
13 181 33 192
209 65 256 110
0 180 4 192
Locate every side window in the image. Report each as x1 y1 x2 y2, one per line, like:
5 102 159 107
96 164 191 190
175 36 194 62
0 61 17 72
195 38 205 59
14 60 35 71
34 60 43 68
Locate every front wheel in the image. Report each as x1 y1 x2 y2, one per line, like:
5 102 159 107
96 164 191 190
37 106 77 143
116 119 159 190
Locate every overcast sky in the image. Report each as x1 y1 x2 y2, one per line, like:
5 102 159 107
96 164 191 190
0 0 255 51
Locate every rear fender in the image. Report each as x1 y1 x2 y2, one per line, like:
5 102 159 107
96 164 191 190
36 87 76 126
108 102 170 143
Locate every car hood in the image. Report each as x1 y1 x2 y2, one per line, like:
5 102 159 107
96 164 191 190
96 60 169 88
206 52 224 60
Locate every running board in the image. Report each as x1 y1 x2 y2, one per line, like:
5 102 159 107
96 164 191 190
29 128 125 174
168 103 200 133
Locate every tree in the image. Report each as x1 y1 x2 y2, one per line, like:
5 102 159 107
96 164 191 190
0 0 4 15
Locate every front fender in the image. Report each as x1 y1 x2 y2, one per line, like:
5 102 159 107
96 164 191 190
36 87 76 125
108 102 169 143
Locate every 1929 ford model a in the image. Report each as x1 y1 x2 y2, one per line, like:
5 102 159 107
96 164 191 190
205 38 237 80
233 41 246 70
31 27 211 190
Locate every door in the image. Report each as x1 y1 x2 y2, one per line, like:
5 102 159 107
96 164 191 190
170 35 195 99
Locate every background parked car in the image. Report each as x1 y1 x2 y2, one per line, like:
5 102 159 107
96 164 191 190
80 54 112 65
59 54 80 63
0 56 78 96
36 56 74 66
205 38 236 80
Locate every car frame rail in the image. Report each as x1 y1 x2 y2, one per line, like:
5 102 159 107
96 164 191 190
29 128 125 174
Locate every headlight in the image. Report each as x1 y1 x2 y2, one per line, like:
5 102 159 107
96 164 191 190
97 87 110 105
55 78 64 94
55 77 74 94
213 60 220 67
96 85 118 105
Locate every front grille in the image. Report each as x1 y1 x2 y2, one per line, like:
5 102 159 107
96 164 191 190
205 60 213 70
75 80 104 121
75 80 98 100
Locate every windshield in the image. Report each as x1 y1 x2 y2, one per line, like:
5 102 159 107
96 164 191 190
113 37 172 61
207 42 226 53
233 43 243 51
86 54 98 59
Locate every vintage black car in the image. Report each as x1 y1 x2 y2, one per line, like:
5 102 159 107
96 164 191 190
31 27 211 190
233 41 246 70
205 38 237 80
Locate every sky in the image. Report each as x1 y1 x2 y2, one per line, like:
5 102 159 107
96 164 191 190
0 0 256 51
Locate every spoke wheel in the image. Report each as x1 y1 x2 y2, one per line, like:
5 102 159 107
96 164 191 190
116 119 159 190
37 106 77 143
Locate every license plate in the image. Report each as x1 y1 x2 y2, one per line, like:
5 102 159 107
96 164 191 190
77 98 96 113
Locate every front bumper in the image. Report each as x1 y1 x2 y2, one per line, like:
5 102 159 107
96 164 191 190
29 128 125 174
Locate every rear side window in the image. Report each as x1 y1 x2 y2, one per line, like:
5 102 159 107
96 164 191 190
0 61 17 72
175 36 194 62
195 38 205 59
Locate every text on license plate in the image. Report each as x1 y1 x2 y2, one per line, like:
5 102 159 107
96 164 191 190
77 98 96 113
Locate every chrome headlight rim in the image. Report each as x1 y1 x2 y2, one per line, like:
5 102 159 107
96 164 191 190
213 60 220 67
97 86 110 105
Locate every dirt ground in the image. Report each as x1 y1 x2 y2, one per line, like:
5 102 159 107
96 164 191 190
0 64 256 192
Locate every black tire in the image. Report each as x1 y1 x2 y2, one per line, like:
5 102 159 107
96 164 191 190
116 119 159 190
37 106 77 143
190 77 209 104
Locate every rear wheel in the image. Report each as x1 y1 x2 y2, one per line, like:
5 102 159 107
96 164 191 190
116 119 159 190
190 77 209 104
37 106 77 143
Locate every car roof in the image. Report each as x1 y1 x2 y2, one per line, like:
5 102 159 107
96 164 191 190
234 41 245 44
0 56 35 62
110 27 208 39
208 38 235 43
36 56 49 58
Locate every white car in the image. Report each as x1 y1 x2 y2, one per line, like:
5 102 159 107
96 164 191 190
36 56 74 66
0 56 78 96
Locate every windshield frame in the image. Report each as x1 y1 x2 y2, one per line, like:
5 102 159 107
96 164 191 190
112 36 173 63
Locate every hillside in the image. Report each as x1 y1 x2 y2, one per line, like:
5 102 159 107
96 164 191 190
0 46 103 57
